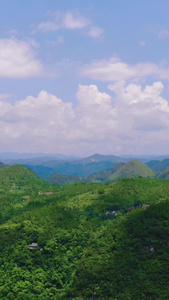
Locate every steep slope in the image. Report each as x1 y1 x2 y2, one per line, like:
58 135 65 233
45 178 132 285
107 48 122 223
48 162 126 184
0 164 48 191
67 200 169 300
23 164 56 180
156 165 169 179
147 158 169 174
108 159 154 181
84 162 126 182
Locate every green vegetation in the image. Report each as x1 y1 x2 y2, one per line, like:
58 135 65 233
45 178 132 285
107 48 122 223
49 173 82 184
156 165 169 179
108 159 154 181
25 160 116 179
0 164 169 299
147 158 169 174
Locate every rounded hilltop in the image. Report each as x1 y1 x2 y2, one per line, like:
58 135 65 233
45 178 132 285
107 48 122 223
108 159 155 181
0 164 47 190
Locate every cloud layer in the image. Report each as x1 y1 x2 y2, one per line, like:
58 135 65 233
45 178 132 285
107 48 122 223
0 82 169 155
81 57 169 81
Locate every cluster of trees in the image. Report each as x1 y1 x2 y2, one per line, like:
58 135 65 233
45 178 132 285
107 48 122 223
0 165 169 299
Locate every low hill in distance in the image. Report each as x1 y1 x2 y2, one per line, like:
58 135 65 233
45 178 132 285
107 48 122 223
24 164 56 180
49 162 126 184
146 158 169 174
156 166 169 179
0 162 8 169
77 153 123 164
2 153 169 182
25 160 117 179
82 161 126 182
108 159 154 181
49 173 82 185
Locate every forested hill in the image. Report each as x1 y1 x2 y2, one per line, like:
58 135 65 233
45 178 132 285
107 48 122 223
0 165 169 299
108 159 154 181
0 164 49 190
48 160 154 184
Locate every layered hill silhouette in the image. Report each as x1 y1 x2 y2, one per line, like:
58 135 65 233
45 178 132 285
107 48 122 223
3 153 169 184
48 160 155 184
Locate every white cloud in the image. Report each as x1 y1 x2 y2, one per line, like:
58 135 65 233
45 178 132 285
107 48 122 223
109 81 169 131
0 90 76 152
1 82 169 155
63 11 90 29
0 94 13 100
88 26 104 38
0 38 43 78
37 21 59 33
75 84 116 140
81 57 169 81
36 10 103 39
37 10 90 33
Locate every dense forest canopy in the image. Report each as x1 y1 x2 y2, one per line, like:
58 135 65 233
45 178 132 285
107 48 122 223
0 164 169 299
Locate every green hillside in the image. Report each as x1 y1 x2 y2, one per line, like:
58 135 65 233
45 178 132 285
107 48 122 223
0 164 48 190
156 165 169 179
109 159 154 181
84 161 125 182
67 200 169 300
25 160 116 178
49 173 82 184
147 158 169 174
48 162 125 184
0 164 169 299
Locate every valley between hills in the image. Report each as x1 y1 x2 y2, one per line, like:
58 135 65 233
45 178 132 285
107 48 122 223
0 154 169 299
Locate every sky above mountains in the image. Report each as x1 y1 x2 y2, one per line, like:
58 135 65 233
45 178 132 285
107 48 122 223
1 0 169 156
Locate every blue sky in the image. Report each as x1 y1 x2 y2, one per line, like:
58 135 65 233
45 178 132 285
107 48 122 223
1 0 169 156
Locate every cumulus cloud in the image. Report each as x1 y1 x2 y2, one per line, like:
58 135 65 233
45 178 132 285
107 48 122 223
0 38 43 78
109 81 169 132
0 91 75 152
0 94 13 100
1 82 169 155
81 57 169 81
36 10 103 38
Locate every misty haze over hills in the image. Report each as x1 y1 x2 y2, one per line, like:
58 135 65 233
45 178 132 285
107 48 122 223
1 152 169 183
1 152 169 164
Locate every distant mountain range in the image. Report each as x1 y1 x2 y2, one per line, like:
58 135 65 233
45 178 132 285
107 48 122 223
2 153 169 184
